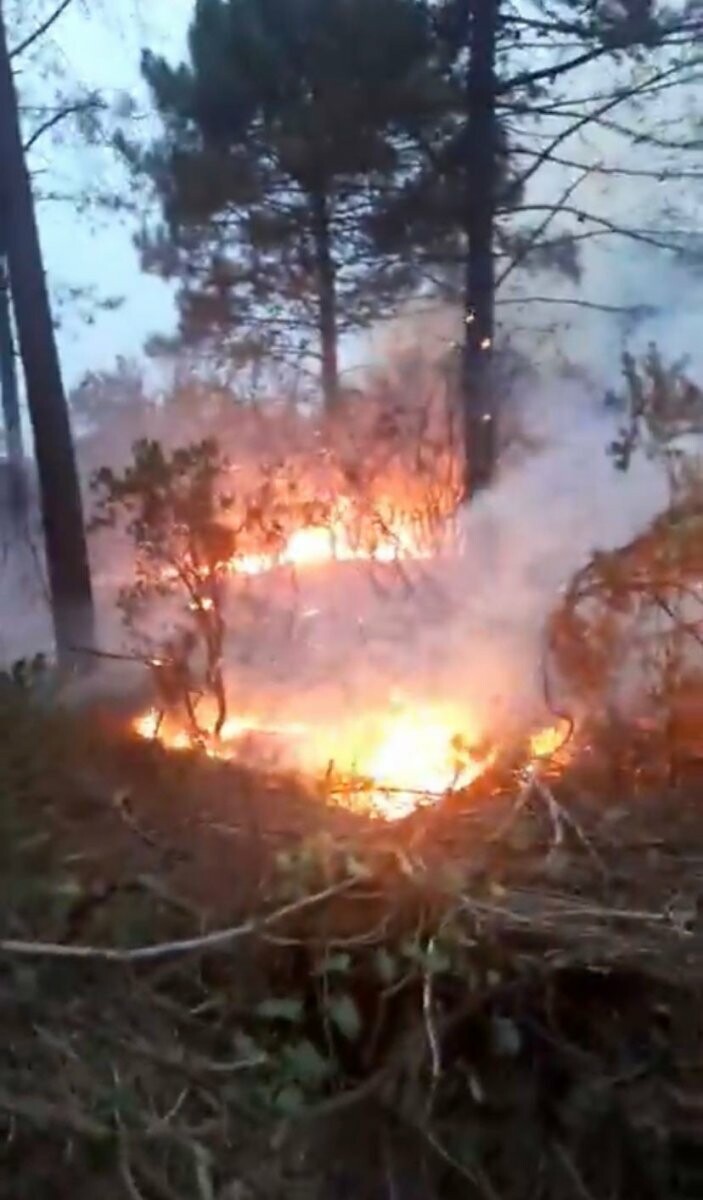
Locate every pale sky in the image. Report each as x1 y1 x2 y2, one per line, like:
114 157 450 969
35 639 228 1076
23 0 190 385
17 0 703 391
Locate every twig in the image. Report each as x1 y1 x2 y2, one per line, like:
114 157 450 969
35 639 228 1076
119 1138 148 1200
553 1140 597 1200
422 938 441 1099
0 1087 109 1139
423 1126 502 1200
0 878 356 963
532 777 606 873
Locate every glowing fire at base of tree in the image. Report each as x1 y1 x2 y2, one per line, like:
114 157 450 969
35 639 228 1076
132 697 568 822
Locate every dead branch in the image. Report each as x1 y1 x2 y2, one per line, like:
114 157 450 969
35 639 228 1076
0 878 356 963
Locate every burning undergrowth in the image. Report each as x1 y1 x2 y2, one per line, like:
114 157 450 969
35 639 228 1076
83 349 703 824
4 349 703 1197
85 377 576 821
2 674 703 1200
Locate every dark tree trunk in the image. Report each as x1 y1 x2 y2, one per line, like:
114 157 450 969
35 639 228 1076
0 7 95 661
0 251 27 522
310 188 339 412
462 0 500 498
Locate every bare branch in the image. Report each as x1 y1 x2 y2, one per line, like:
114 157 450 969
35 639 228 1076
502 60 690 204
510 148 703 183
9 0 76 59
0 878 357 963
511 204 696 255
23 97 103 153
498 45 612 96
496 167 590 290
496 296 658 318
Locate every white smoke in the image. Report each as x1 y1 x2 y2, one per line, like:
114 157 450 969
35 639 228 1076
0 352 681 754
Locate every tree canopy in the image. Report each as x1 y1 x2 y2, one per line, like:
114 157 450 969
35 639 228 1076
135 0 437 408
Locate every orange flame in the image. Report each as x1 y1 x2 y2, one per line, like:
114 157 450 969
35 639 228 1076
228 509 436 577
132 696 568 822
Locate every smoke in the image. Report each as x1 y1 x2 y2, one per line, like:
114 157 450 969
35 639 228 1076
0 344 679 760
215 375 668 748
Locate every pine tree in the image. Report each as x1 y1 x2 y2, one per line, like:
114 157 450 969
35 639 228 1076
373 0 702 494
0 0 95 661
0 248 26 522
131 0 434 411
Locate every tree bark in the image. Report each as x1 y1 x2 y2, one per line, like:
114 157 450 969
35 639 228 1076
310 187 339 412
0 4 95 660
0 251 27 521
462 0 500 497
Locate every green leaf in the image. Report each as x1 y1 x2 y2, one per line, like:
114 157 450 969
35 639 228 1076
424 943 451 974
314 952 351 976
256 997 304 1024
491 1016 522 1058
282 1039 333 1086
326 993 362 1042
274 1084 306 1116
374 947 398 985
400 938 450 974
233 1030 266 1061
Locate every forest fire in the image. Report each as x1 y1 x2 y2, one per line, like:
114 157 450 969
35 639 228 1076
132 697 569 821
103 410 575 820
226 501 438 577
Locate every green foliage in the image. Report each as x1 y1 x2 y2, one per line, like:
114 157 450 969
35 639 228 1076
117 0 697 405
256 997 305 1024
608 345 703 493
91 437 235 739
131 0 433 389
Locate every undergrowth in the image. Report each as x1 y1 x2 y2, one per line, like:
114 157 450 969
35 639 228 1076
3 682 703 1199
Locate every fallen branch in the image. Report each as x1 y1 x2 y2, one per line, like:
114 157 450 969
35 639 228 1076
0 878 356 964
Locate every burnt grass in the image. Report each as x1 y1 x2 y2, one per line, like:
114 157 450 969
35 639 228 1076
2 680 703 1199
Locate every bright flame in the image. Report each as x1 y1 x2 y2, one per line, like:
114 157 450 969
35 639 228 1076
132 699 575 821
131 697 500 821
226 499 441 578
334 704 493 821
529 720 571 760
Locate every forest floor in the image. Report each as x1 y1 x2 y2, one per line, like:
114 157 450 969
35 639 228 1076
2 680 703 1200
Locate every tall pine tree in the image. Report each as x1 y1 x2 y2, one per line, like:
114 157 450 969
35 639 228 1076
0 0 96 660
132 0 434 410
373 0 702 493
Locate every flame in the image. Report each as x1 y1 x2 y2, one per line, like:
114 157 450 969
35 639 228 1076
529 720 572 760
132 484 568 820
226 498 441 578
133 697 510 821
329 703 493 821
132 697 572 822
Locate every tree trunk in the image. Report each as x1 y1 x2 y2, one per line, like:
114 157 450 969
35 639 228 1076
310 187 339 412
0 251 28 522
0 5 95 661
462 0 500 498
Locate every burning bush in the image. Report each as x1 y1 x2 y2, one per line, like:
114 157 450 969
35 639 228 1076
549 350 703 771
91 438 241 742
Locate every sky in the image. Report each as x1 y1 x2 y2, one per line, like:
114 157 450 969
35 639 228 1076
21 0 190 385
13 0 703 392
